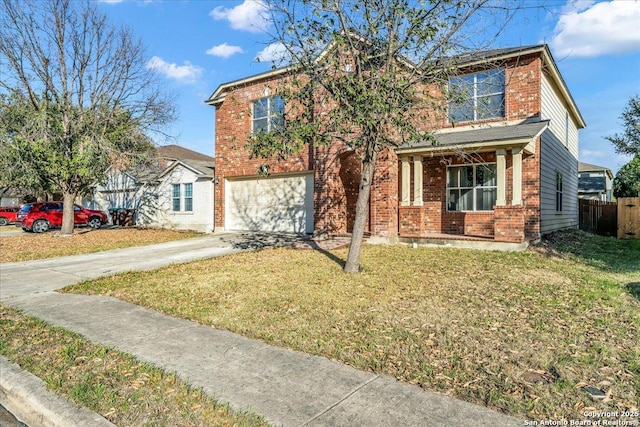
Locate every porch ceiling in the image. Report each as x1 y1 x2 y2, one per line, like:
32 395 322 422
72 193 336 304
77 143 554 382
396 119 549 156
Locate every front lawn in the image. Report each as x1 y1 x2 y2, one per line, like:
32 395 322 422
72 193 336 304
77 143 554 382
65 230 640 420
0 228 201 263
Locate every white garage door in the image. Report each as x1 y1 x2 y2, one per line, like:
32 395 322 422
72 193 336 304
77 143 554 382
225 173 314 234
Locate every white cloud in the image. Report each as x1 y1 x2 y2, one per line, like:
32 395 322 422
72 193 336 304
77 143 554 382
550 0 640 57
206 43 244 58
146 56 202 83
255 43 289 64
97 0 124 3
210 0 269 33
580 149 607 158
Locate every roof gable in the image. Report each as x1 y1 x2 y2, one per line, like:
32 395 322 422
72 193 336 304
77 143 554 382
160 158 214 179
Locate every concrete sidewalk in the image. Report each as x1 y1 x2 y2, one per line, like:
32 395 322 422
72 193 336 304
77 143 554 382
1 232 522 426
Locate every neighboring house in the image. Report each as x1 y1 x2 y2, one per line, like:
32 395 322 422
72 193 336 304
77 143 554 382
206 44 585 244
578 162 613 202
0 188 21 207
90 145 215 233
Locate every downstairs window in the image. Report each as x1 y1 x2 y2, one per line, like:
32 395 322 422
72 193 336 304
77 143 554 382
447 164 497 211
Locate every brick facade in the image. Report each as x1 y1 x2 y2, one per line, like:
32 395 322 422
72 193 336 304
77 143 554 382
213 75 312 230
494 206 526 243
398 149 540 241
210 47 574 243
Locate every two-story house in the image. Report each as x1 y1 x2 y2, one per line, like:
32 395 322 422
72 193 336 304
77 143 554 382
206 44 585 245
578 161 613 202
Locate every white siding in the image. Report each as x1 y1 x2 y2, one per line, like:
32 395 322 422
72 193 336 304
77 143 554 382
539 134 579 233
539 70 580 233
156 166 214 233
1 197 21 206
541 72 579 158
91 172 161 224
91 165 214 233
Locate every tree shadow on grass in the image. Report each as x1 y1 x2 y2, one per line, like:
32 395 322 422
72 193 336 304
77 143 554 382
219 231 347 269
627 282 640 301
535 230 640 274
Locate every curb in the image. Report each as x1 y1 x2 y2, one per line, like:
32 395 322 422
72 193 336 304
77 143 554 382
0 356 115 427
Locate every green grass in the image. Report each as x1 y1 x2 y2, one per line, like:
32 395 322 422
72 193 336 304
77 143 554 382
0 227 201 263
63 230 640 420
0 306 268 427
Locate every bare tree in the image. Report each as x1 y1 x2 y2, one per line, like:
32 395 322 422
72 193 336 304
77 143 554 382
250 0 521 272
0 0 174 234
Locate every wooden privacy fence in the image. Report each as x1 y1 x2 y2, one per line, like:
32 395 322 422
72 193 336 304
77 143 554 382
617 197 640 239
579 199 617 236
578 197 640 239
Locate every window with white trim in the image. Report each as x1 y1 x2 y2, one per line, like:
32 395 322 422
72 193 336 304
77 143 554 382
449 69 505 123
556 172 563 212
184 183 193 212
252 95 284 134
447 164 497 211
172 184 181 212
172 183 193 212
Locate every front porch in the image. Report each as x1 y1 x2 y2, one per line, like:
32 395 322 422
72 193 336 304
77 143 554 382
393 120 548 244
398 203 527 243
396 231 531 251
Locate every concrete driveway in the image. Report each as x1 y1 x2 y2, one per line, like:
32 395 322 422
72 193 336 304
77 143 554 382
0 231 327 300
0 226 24 238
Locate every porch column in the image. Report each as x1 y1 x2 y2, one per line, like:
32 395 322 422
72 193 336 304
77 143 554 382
412 156 423 206
512 147 523 205
401 156 411 206
496 149 507 206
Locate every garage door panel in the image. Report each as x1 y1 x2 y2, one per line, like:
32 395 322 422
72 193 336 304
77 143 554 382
226 174 313 233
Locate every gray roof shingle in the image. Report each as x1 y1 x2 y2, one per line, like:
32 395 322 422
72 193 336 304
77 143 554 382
398 120 549 150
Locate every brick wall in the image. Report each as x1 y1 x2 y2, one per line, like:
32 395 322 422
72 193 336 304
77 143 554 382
396 146 540 242
398 206 423 237
370 149 399 239
494 205 526 243
213 51 545 240
313 144 361 235
213 76 312 230
416 54 543 129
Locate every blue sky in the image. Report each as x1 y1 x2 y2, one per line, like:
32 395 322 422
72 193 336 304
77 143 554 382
97 0 640 175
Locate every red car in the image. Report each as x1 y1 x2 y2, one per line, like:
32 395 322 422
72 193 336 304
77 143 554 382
0 206 20 226
16 202 108 233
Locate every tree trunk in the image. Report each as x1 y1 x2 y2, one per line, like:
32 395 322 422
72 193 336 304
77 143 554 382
344 153 376 273
60 191 76 235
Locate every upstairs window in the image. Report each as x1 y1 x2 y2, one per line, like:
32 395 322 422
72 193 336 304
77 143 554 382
447 164 497 211
252 95 284 134
449 69 505 123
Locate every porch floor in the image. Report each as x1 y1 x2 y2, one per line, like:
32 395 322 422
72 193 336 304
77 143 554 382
396 233 531 252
